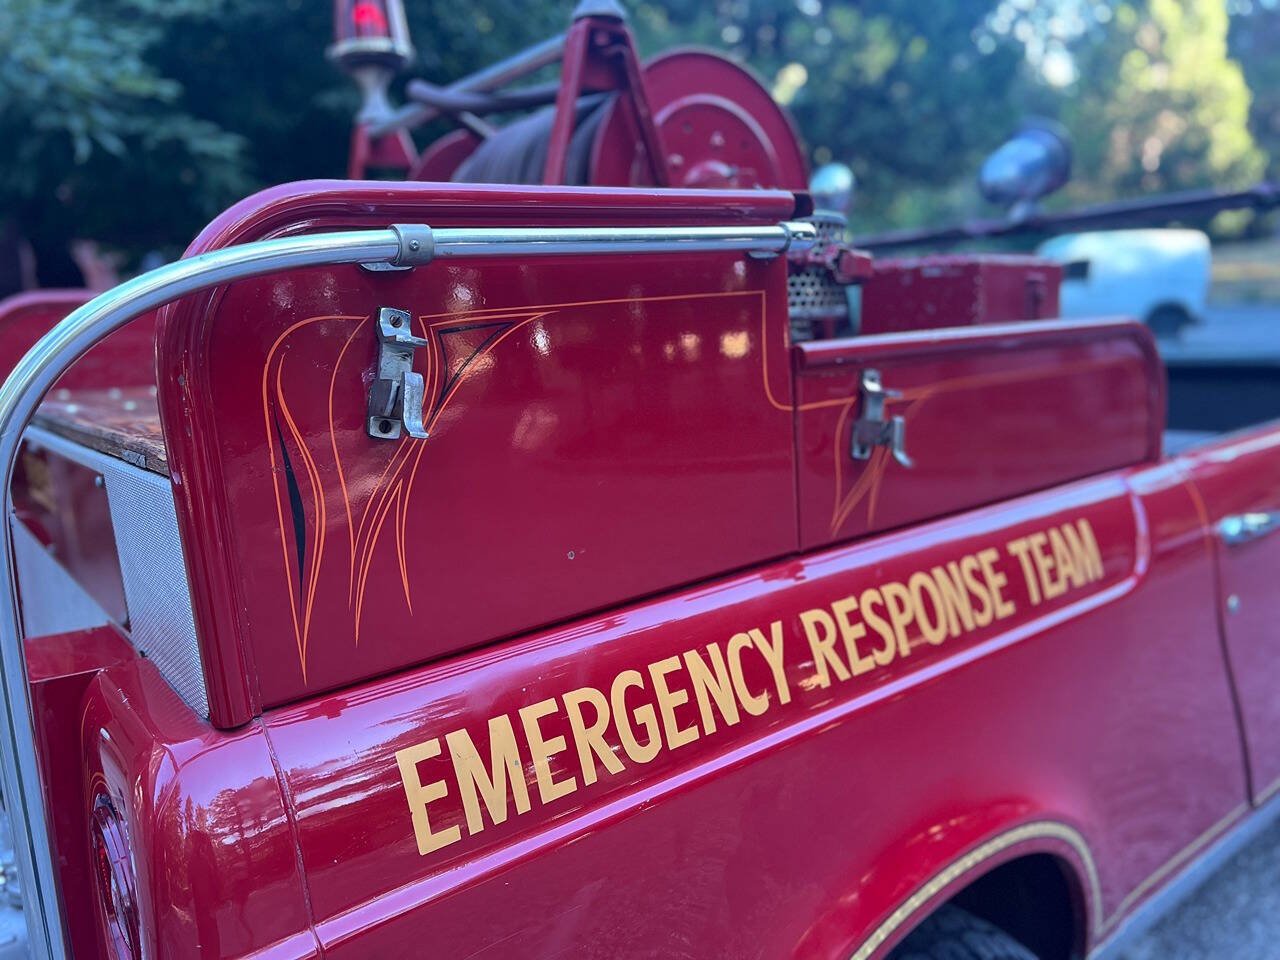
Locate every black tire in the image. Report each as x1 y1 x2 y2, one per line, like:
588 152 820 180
888 904 1038 960
1146 303 1194 340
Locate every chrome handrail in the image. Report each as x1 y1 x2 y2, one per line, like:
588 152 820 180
431 223 815 257
0 217 815 957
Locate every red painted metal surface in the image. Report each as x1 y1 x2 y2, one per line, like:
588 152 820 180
860 256 1063 336
26 627 137 960
594 49 810 191
542 16 672 187
793 318 1164 550
398 22 801 191
50 461 1248 959
157 181 800 728
17 179 1278 958
0 290 156 388
78 658 318 959
1181 427 1280 804
409 129 480 181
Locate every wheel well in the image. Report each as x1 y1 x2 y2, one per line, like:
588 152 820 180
945 854 1084 960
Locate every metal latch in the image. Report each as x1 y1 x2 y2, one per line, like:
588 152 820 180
850 368 913 468
367 307 429 441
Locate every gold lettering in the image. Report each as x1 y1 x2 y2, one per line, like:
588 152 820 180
1005 537 1041 605
395 739 461 855
749 622 791 705
859 588 897 665
728 632 770 716
684 644 741 735
1064 518 1104 582
799 608 850 689
1049 527 1081 589
933 563 975 637
397 518 1116 857
880 581 915 658
519 697 577 804
563 685 625 786
908 571 947 645
611 670 662 764
979 548 1016 619
960 554 995 626
649 656 699 750
446 716 531 836
831 596 876 675
1029 532 1065 600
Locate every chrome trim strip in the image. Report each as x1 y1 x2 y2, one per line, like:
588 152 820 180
0 217 811 958
429 222 818 258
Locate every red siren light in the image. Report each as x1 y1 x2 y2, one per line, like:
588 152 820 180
329 0 413 73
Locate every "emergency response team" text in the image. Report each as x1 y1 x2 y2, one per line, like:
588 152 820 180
396 517 1105 855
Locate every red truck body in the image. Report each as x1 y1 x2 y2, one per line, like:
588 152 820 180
4 178 1278 960
2 7 1279 959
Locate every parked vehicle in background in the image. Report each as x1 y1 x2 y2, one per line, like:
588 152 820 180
1036 229 1211 338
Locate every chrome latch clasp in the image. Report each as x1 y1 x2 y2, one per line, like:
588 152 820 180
367 307 429 441
850 368 913 468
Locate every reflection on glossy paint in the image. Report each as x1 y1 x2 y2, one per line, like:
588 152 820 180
446 282 477 312
511 405 559 452
720 330 750 359
530 322 552 357
679 332 701 362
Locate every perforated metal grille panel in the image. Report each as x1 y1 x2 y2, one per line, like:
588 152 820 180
23 428 207 717
787 268 849 319
104 462 206 717
787 213 852 339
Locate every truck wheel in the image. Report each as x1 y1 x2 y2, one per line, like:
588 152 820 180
888 904 1038 960
1146 303 1193 339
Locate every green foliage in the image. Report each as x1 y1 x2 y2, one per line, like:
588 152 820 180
0 0 249 267
1229 2 1280 178
1055 0 1265 205
629 0 1028 230
0 0 1272 268
0 0 568 266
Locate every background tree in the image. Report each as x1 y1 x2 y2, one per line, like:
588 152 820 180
0 0 1272 277
0 0 563 273
1056 0 1264 205
1229 0 1280 180
629 0 1028 230
0 0 247 282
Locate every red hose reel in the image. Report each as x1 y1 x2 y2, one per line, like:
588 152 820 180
346 4 808 192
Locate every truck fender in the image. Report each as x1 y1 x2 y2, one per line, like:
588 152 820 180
78 659 320 960
790 803 1100 960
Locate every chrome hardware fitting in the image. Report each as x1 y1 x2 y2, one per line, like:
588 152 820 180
368 308 430 441
850 368 913 468
361 224 436 273
749 220 819 261
1219 511 1280 547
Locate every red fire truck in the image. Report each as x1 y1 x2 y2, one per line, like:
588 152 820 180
1 2 1278 959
